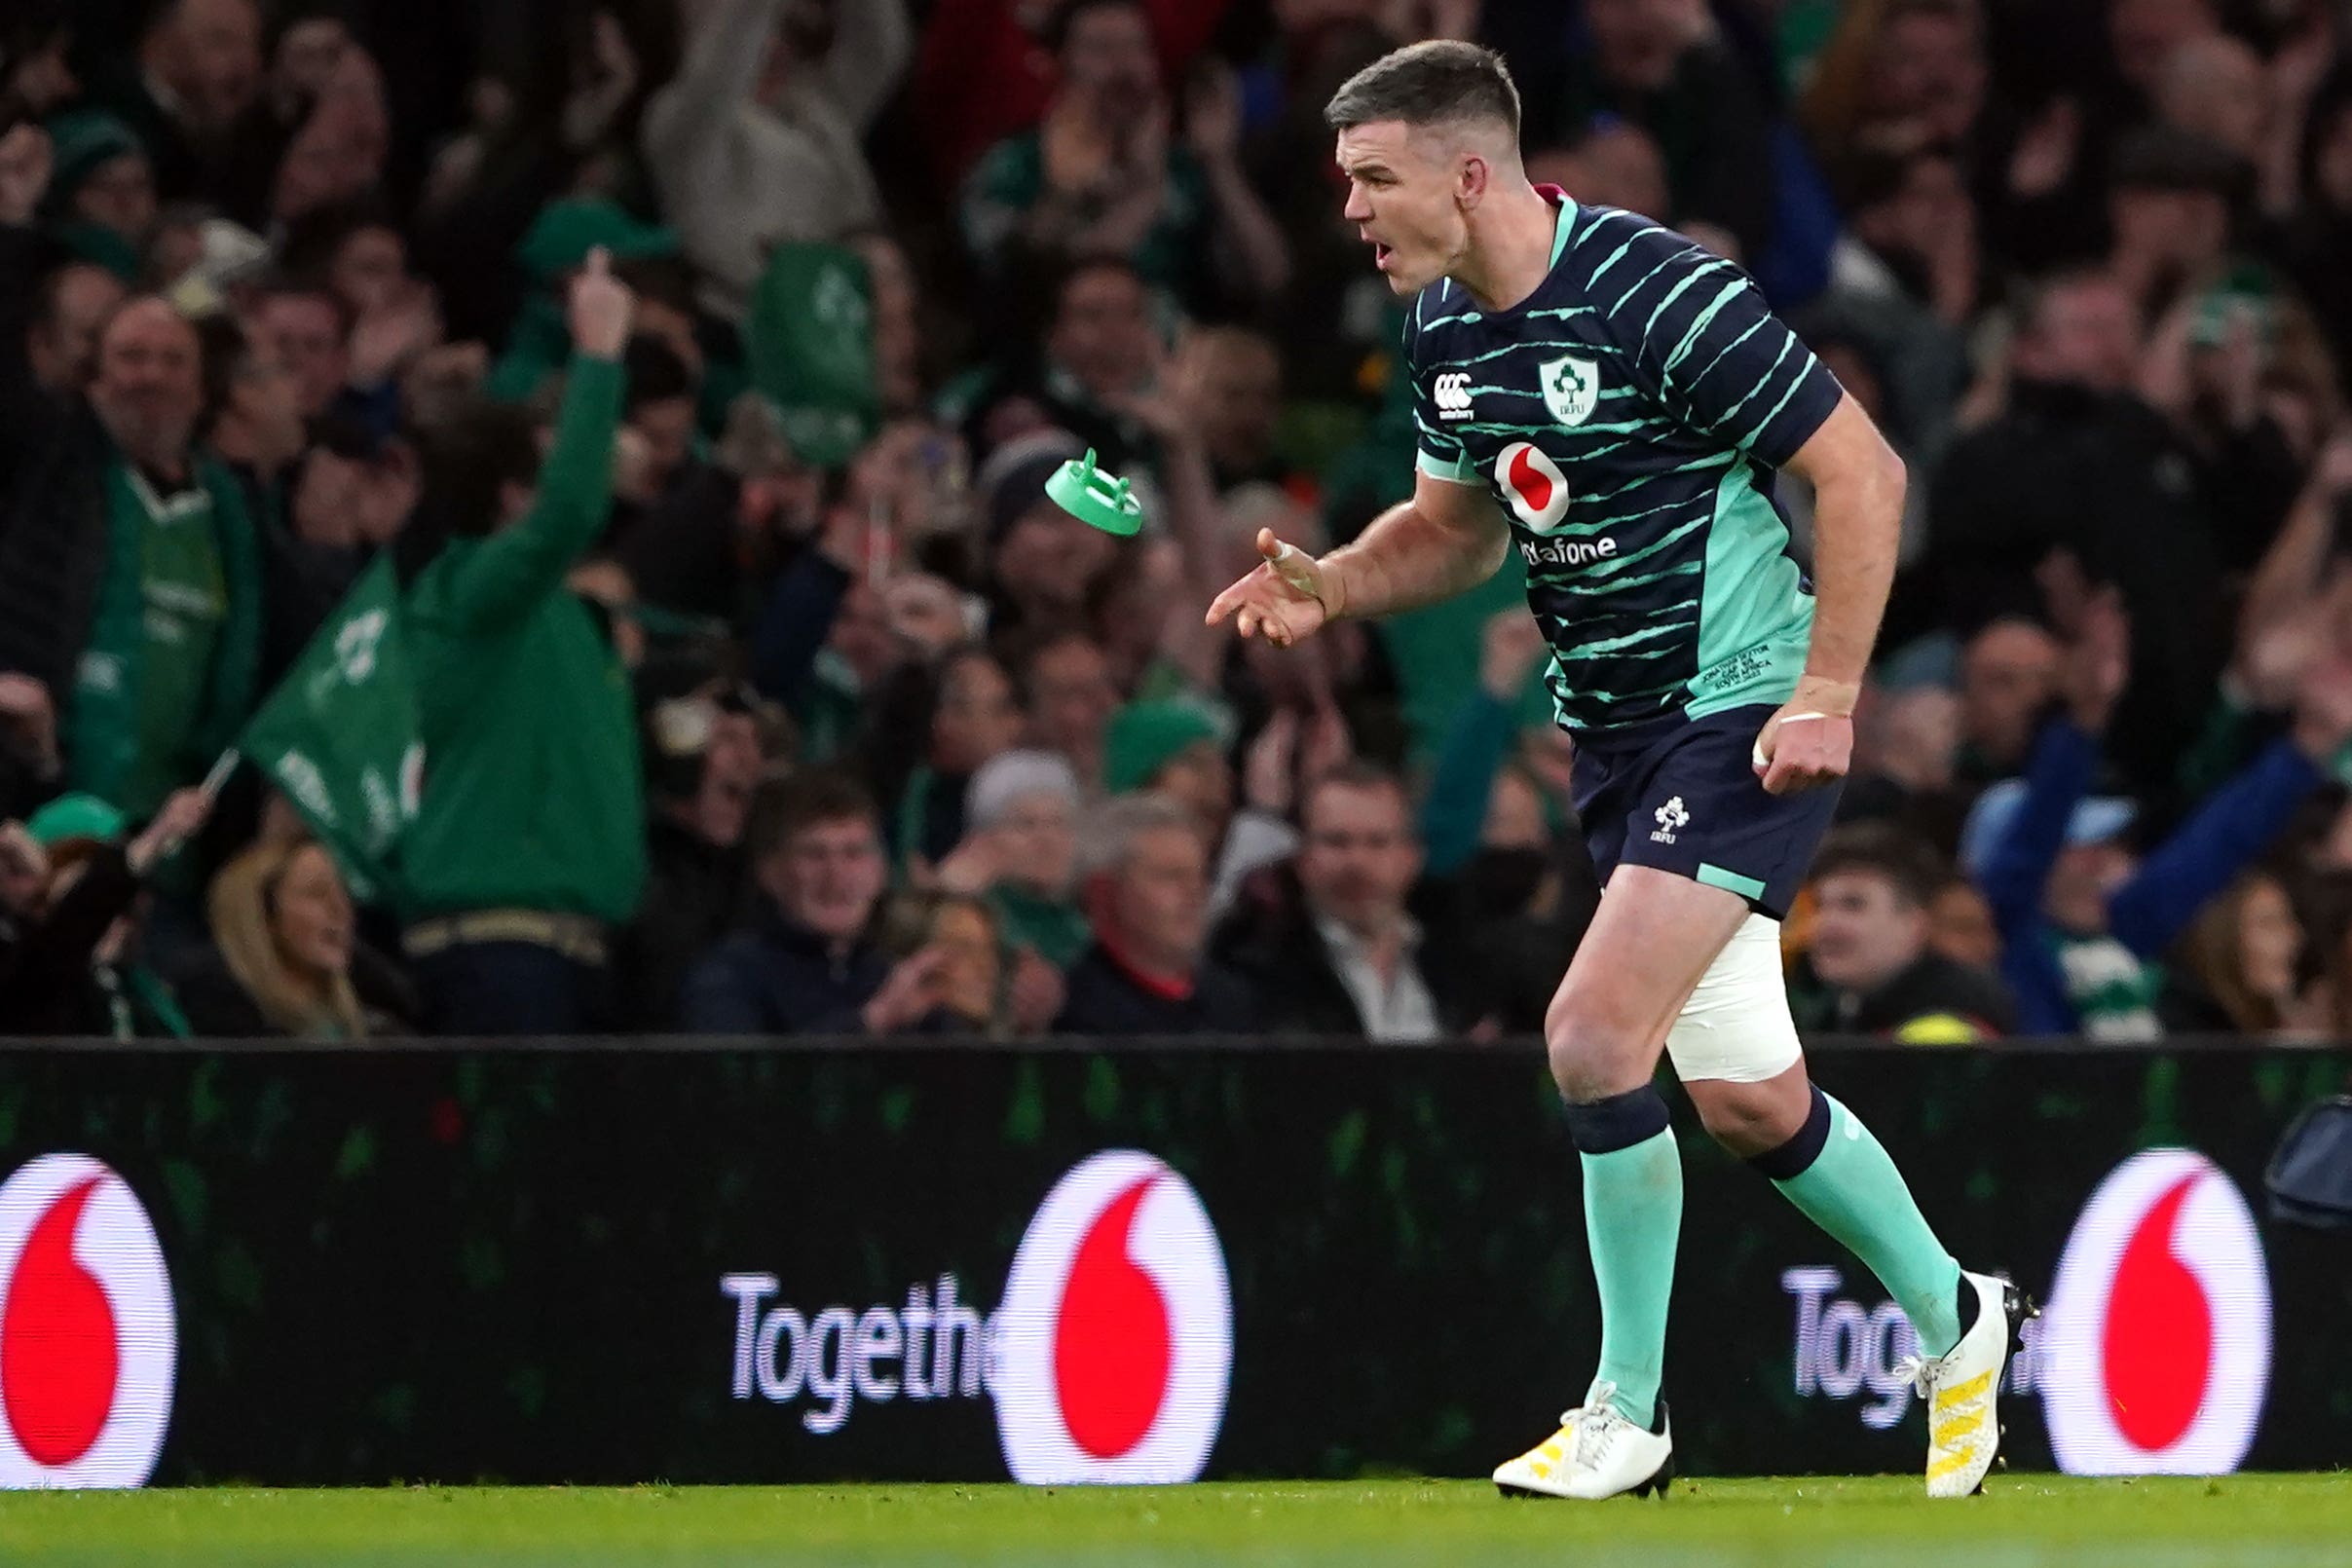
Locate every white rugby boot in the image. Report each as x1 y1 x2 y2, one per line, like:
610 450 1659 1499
1901 1268 2036 1498
1493 1380 1673 1501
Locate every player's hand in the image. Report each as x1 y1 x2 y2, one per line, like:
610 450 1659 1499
1752 679 1857 796
1206 529 1338 649
567 246 635 361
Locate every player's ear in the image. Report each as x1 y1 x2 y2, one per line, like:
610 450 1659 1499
1458 153 1489 208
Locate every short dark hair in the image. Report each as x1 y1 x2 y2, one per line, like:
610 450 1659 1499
623 333 695 410
1045 0 1145 55
1811 823 1943 910
420 397 542 538
1324 40 1520 140
752 768 877 860
1302 759 1413 832
277 197 400 284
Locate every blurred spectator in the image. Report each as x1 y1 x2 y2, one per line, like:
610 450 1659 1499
2161 868 2312 1035
2274 86 2352 384
0 148 265 822
643 0 912 322
1533 121 1672 224
247 280 349 420
1520 0 1777 260
875 645 1024 870
874 887 1029 1036
41 110 156 269
1967 591 2352 1037
1056 792 1257 1034
1925 875 2001 973
1017 630 1119 791
1170 324 1294 497
1789 823 2017 1041
615 677 765 1029
680 768 957 1034
977 429 1121 633
959 1 1287 309
176 836 415 1036
395 251 644 1034
913 0 1233 191
94 0 279 227
1957 618 2060 785
938 748 1091 970
1103 696 1306 913
0 675 62 824
2105 125 2240 324
24 260 126 398
1214 762 1471 1042
0 788 209 1036
1923 268 2233 795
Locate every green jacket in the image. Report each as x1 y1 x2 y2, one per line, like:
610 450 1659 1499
399 355 647 924
72 455 264 817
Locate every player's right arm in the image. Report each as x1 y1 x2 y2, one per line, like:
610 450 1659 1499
1204 471 1509 647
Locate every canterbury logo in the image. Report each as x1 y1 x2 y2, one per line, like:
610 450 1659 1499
1433 372 1473 419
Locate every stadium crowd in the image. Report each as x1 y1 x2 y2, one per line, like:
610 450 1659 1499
1 0 2350 1044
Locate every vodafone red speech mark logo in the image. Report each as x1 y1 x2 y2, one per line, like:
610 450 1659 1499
0 1154 175 1489
1496 442 1573 533
2041 1148 2268 1475
993 1151 1231 1484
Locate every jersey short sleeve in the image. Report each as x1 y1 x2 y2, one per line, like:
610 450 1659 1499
1590 226 1842 467
1402 297 1480 485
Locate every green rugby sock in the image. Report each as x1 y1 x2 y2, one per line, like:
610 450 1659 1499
1576 1124 1682 1427
1767 1092 1963 1358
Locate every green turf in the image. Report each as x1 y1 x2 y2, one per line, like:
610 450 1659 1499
2 1476 2348 1567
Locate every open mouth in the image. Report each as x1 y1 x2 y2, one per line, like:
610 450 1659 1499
1372 242 1394 270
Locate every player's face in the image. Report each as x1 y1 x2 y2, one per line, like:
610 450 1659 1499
1336 122 1469 296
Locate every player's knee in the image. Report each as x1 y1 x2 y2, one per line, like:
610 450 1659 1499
1544 986 1652 1101
1689 1079 1801 1158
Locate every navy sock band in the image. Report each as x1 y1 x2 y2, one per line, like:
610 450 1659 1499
1748 1084 1833 1181
1562 1084 1672 1154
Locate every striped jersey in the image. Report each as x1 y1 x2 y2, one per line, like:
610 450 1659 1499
1409 198 1842 737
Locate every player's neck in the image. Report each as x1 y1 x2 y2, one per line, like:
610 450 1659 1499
1453 183 1561 314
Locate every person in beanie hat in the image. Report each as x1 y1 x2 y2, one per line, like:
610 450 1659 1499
0 787 211 1037
41 109 155 268
938 748 1091 969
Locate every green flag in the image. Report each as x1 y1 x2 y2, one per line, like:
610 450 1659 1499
235 557 423 903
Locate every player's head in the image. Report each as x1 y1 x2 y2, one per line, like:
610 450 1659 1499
1325 40 1523 296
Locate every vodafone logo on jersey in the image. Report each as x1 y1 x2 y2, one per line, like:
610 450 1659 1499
0 1155 175 1488
2040 1148 2268 1475
1496 442 1574 534
993 1150 1232 1484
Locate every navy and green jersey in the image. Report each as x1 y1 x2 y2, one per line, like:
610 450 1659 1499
1408 198 1843 737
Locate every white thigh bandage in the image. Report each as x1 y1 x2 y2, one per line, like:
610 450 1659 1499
1663 914 1803 1084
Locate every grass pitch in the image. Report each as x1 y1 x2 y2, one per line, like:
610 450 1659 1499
2 1475 2348 1567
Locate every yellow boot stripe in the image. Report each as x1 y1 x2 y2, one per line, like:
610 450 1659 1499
1934 1371 1994 1410
1933 1408 1987 1446
1927 1445 1981 1481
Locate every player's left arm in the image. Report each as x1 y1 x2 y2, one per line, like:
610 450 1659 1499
1759 394 1906 796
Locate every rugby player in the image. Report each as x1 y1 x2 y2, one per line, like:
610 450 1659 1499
1206 40 2027 1501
